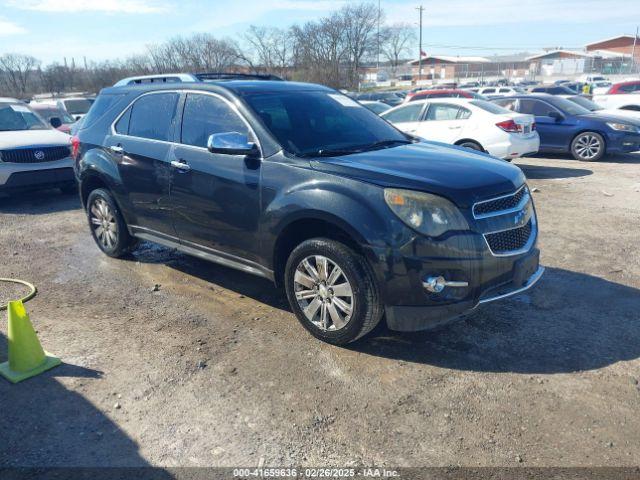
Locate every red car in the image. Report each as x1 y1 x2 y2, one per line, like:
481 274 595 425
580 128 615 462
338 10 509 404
28 104 76 134
606 80 640 95
405 88 486 102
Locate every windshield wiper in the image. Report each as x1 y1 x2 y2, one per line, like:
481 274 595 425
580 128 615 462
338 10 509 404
300 139 413 158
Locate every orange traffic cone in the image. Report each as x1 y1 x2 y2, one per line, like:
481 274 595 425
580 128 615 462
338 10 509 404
0 300 60 383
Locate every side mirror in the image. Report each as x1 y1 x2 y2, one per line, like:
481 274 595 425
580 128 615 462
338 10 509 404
548 111 564 122
50 117 62 129
207 132 259 156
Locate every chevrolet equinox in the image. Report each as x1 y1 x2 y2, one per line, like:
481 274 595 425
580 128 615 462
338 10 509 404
75 78 544 345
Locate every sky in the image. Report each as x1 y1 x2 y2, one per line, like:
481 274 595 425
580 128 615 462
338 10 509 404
0 0 639 64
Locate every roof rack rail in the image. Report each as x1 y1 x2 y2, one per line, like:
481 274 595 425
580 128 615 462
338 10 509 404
195 72 284 81
113 73 199 87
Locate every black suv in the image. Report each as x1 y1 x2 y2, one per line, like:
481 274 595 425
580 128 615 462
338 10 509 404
75 78 544 345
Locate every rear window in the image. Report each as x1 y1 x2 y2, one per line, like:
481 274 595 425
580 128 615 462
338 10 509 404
128 92 179 141
470 100 512 115
63 99 93 115
80 93 126 130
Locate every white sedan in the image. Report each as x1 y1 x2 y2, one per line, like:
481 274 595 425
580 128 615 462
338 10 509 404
380 98 539 160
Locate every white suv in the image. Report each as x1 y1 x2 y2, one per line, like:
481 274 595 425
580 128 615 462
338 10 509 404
0 98 75 194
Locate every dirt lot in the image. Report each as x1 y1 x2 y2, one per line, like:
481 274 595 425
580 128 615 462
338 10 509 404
1 154 640 469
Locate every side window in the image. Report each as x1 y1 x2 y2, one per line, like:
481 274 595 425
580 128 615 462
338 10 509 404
181 93 249 148
483 88 496 94
128 93 179 141
114 106 131 134
457 107 472 119
495 98 518 111
424 104 461 121
382 103 423 123
519 99 556 116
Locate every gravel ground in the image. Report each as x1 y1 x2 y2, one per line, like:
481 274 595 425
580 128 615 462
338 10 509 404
0 154 639 469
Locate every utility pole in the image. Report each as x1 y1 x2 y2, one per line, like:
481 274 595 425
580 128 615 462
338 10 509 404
631 26 639 74
376 0 381 70
416 5 424 83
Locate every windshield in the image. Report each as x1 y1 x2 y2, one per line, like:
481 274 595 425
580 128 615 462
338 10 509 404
546 96 592 116
0 103 49 131
567 96 602 111
63 99 93 115
242 90 409 157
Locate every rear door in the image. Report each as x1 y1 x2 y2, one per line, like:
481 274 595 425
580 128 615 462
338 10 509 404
169 92 262 262
105 91 180 237
415 103 471 143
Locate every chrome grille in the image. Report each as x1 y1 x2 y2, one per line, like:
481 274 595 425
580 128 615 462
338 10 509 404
485 220 533 255
473 185 528 218
0 146 71 164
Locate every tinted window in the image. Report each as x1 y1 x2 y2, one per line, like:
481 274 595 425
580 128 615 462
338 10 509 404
492 98 518 111
519 99 557 116
424 104 463 121
63 99 93 115
382 103 424 123
181 94 249 148
243 91 407 157
471 100 513 114
482 88 496 94
115 106 131 134
129 93 179 141
81 93 126 130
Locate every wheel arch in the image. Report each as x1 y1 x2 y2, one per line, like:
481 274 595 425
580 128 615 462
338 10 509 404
454 138 485 150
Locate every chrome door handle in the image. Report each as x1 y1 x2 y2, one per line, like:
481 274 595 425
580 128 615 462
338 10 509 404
109 145 124 154
170 160 191 171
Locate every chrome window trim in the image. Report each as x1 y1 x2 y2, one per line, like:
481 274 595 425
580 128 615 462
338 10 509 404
109 89 262 155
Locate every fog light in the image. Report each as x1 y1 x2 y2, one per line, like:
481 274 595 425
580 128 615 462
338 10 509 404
423 276 469 293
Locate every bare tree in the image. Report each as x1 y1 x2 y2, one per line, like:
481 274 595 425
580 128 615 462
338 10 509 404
244 25 292 75
0 53 40 97
340 3 380 87
380 23 415 77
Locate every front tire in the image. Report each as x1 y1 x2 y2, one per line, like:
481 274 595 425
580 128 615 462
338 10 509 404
86 188 136 258
284 238 383 345
571 132 605 161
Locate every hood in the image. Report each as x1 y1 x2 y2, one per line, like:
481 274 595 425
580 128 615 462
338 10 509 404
0 128 71 149
597 109 640 122
581 112 640 126
310 141 526 208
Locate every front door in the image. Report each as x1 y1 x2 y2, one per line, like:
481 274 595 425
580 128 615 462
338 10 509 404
415 103 471 144
105 91 180 237
169 92 262 263
381 102 426 135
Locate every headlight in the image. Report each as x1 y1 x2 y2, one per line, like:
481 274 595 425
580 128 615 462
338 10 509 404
384 188 468 237
607 122 638 133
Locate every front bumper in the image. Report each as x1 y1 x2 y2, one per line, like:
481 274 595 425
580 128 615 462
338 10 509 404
606 132 640 154
0 157 74 191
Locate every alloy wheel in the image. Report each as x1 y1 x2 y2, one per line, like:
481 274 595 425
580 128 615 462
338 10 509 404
90 198 118 250
574 134 602 160
293 255 355 331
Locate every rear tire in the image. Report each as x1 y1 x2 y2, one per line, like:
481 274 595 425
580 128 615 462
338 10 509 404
457 140 484 152
284 238 383 345
571 131 605 161
86 188 137 258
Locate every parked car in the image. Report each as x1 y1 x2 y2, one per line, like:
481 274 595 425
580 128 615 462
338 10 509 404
404 89 486 103
593 80 640 111
33 97 94 121
591 81 613 95
381 98 539 160
359 100 391 115
75 78 543 344
578 74 608 84
492 93 640 161
29 103 76 134
0 98 75 194
477 86 526 98
355 91 403 106
530 85 578 95
565 94 640 121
